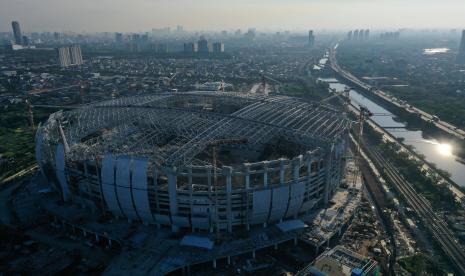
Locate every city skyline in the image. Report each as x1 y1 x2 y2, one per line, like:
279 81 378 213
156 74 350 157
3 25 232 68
1 0 465 32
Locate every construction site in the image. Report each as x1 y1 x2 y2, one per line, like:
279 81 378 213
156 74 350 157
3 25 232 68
35 91 350 232
3 90 385 274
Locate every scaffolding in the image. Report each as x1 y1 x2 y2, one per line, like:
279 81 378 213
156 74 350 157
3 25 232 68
39 91 351 168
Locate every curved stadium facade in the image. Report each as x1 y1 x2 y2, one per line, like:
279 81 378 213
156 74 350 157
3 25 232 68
35 91 350 233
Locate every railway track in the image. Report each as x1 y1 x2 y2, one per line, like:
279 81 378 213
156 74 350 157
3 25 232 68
364 146 465 274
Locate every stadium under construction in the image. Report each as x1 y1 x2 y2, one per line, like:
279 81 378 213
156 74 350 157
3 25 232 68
35 91 351 234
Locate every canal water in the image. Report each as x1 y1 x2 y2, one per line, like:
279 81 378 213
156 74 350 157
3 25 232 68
319 78 465 187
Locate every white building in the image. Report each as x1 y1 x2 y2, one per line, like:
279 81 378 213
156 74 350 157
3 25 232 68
58 45 83 67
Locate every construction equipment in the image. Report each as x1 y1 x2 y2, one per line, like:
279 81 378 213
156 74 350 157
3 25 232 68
206 138 248 241
352 105 373 187
219 80 226 92
25 98 35 132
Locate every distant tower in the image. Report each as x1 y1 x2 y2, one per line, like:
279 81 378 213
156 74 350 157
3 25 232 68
364 29 370 40
457 30 465 63
353 29 359 40
58 45 83 67
58 47 72 67
115 32 123 44
197 36 209 53
347 30 353 40
11 21 22 45
22 35 29 45
212 42 225 53
308 30 315 47
70 45 83 65
183 42 198 53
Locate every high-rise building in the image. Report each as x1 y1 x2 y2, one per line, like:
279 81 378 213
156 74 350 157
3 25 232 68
141 33 149 43
70 45 83 65
115 33 123 44
58 45 83 67
347 30 353 40
11 21 22 45
458 30 465 63
245 29 256 41
364 29 370 40
212 42 224 53
54 32 60 41
22 35 29 46
183 42 197 53
353 29 359 40
155 44 169 53
58 47 72 67
126 42 141 53
131 34 141 43
197 36 209 53
308 30 315 47
459 30 465 53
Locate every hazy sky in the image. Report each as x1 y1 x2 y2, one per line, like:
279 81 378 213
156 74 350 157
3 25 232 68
1 0 464 32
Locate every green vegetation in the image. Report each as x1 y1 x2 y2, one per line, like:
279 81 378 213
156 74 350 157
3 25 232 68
0 104 54 181
363 122 459 212
337 41 465 129
282 78 329 100
398 254 446 275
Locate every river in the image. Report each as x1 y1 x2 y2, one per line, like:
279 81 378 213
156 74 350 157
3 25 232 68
319 78 465 187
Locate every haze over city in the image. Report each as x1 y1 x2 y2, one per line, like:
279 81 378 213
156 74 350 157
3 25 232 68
2 0 465 275
1 0 465 32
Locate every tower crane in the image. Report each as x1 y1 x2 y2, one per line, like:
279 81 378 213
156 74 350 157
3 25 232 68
205 138 248 241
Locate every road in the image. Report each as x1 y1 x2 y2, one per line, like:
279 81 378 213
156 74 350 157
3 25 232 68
329 43 465 141
27 84 80 95
0 164 38 186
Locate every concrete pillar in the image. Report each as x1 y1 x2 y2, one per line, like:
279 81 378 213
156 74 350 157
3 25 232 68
293 158 301 181
227 256 231 265
188 168 194 232
167 168 179 232
213 259 217 269
95 234 100 243
245 165 250 189
224 166 233 233
108 239 112 247
83 229 87 237
292 158 301 219
279 159 286 184
207 166 213 233
263 163 270 228
83 162 92 199
252 250 256 259
307 155 312 183
324 144 335 206
263 161 269 187
294 237 298 246
315 245 319 255
245 164 251 231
